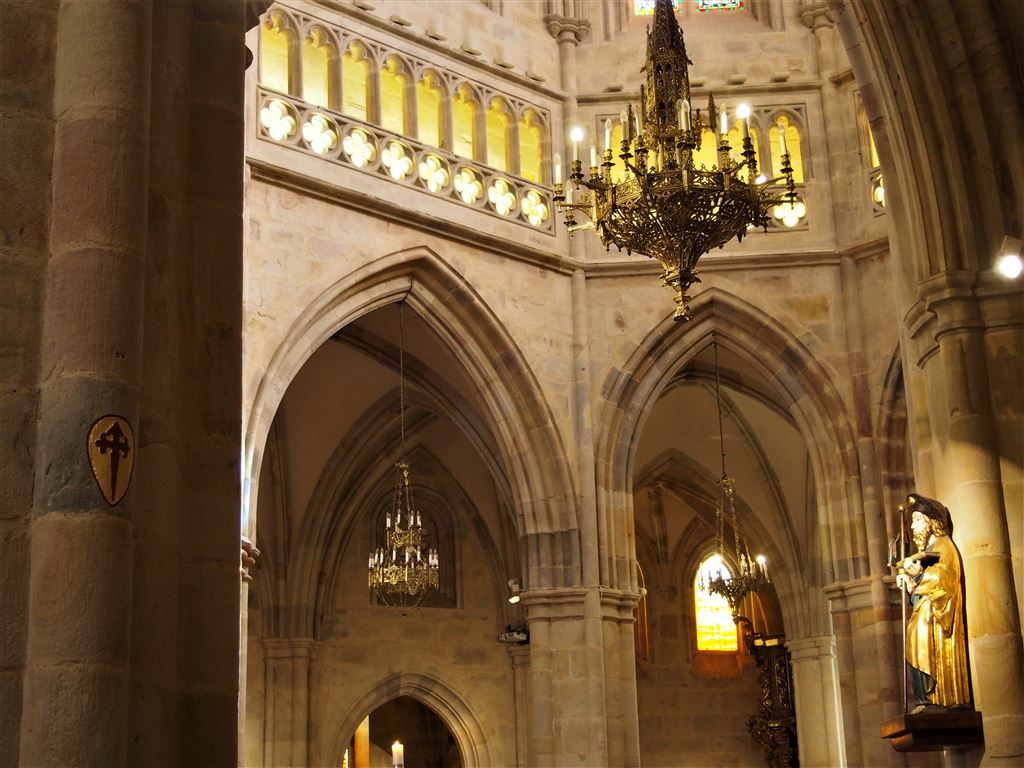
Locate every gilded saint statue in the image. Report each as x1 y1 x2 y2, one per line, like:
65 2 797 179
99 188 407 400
893 494 971 713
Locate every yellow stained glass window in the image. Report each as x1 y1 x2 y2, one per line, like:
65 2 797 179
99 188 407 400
726 124 760 181
769 114 804 183
692 128 719 171
609 120 625 183
452 85 477 160
342 42 369 121
695 555 739 652
380 57 408 135
518 110 543 183
301 28 331 108
862 108 880 169
486 98 512 171
260 15 291 95
417 71 443 148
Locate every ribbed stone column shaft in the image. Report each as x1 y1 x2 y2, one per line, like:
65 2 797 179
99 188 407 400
20 1 152 765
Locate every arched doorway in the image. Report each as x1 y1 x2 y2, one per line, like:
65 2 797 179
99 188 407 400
341 696 462 768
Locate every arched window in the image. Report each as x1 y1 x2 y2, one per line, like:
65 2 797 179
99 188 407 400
452 85 478 160
259 13 292 95
635 562 650 662
860 106 885 208
341 41 370 122
301 27 332 108
769 114 804 183
692 128 719 172
486 98 512 171
518 109 544 183
607 118 629 183
380 56 409 135
694 554 738 652
727 123 760 182
417 70 444 148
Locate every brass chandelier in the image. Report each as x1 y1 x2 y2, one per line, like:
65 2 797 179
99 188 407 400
367 303 439 606
699 341 769 613
554 0 797 321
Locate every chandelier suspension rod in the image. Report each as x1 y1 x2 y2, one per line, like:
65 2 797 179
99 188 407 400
399 301 406 461
713 340 727 480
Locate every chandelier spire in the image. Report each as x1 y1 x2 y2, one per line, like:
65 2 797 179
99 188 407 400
367 302 439 608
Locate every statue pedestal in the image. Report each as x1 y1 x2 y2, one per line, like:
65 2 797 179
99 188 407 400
880 711 983 752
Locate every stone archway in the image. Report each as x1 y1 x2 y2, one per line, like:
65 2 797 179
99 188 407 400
325 673 492 768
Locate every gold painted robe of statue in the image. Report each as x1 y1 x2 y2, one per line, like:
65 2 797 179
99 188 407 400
906 534 969 706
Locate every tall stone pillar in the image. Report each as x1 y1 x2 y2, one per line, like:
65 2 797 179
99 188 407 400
19 2 152 764
262 638 315 767
787 635 846 768
921 284 1024 763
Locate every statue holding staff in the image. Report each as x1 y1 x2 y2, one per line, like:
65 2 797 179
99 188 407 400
893 493 971 713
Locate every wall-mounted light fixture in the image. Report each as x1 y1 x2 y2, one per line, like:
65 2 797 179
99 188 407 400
507 578 521 604
996 236 1022 279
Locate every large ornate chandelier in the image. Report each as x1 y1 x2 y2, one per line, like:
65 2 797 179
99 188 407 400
699 341 769 612
554 0 797 320
367 304 439 607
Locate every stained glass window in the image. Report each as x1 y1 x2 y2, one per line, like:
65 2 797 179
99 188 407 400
769 114 804 183
260 15 292 95
697 0 744 11
518 110 544 183
301 28 332 108
416 71 443 148
694 555 739 652
380 57 408 135
341 42 369 121
452 85 478 160
486 98 512 171
634 0 681 15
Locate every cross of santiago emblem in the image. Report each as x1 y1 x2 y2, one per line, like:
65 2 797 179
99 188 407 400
87 415 135 506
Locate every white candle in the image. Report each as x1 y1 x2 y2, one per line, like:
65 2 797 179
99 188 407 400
589 142 598 167
553 153 562 184
777 121 788 155
392 741 404 767
678 98 690 131
604 119 612 153
736 103 750 141
635 107 643 136
620 109 629 141
719 108 728 136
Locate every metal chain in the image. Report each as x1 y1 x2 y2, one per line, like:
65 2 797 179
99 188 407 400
713 340 727 479
399 301 406 460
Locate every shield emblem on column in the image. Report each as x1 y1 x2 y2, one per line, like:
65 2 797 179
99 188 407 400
87 415 135 506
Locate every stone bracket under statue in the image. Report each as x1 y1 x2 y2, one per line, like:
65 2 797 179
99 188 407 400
880 493 983 754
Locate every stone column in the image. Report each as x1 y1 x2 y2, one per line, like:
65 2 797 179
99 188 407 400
922 285 1024 763
263 638 315 767
787 635 846 768
19 2 152 765
826 579 900 767
523 589 608 767
239 536 260 762
509 645 531 767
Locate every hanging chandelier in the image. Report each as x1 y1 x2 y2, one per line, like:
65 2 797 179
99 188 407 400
554 0 797 321
367 303 439 607
699 341 769 613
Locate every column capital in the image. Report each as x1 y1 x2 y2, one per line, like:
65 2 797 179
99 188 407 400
824 576 876 612
520 587 588 620
799 0 833 31
262 637 316 659
785 634 837 661
544 14 590 45
241 534 260 582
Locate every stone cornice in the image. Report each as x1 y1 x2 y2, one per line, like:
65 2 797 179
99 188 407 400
262 637 316 658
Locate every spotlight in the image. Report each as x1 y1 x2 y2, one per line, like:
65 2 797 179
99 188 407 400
996 236 1022 279
507 578 521 604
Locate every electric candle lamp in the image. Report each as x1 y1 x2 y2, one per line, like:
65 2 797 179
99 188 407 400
590 142 598 167
392 741 404 767
777 121 787 156
604 119 612 153
570 126 584 162
553 153 562 184
719 108 728 136
620 109 630 142
736 103 751 141
677 98 690 131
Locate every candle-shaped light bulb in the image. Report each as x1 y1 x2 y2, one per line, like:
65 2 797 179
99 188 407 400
393 740 404 767
570 126 584 162
620 109 629 142
635 107 643 137
589 142 598 167
736 103 751 140
720 108 728 136
777 121 788 155
391 547 396 562
677 98 691 132
416 512 421 527
604 119 612 152
386 513 391 529
553 153 562 185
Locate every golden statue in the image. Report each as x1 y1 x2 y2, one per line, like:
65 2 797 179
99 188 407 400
894 494 971 713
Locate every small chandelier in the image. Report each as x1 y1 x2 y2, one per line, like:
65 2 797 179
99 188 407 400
368 303 439 607
554 0 797 321
700 341 769 613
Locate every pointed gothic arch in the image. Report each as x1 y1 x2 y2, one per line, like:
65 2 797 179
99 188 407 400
244 246 579 591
